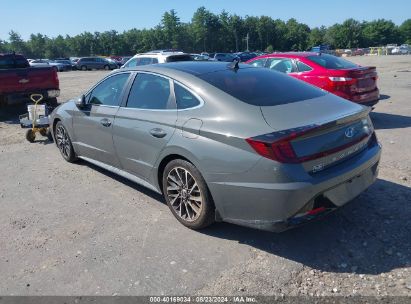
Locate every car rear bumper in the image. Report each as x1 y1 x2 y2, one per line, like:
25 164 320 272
0 89 60 105
348 88 380 106
208 142 381 232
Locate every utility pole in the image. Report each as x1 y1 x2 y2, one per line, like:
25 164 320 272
244 33 249 52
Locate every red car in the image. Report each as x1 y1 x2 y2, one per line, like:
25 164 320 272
246 52 379 106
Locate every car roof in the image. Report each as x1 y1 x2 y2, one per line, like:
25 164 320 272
258 52 320 59
118 61 253 76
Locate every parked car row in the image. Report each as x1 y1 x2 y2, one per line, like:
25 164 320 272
27 56 128 71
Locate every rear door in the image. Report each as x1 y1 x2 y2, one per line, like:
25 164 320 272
113 72 177 180
72 72 131 166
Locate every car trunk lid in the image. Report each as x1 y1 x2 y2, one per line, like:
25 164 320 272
247 94 374 172
328 66 378 94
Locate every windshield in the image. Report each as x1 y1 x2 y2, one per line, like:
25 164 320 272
307 54 358 70
198 67 326 106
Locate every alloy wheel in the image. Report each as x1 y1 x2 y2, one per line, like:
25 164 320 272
166 167 203 222
56 125 71 159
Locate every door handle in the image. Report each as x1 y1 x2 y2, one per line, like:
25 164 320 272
149 128 167 138
100 118 112 127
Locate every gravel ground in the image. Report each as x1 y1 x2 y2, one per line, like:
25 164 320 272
0 56 410 297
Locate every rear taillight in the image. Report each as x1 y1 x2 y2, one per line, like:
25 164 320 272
328 76 356 86
246 127 375 164
53 69 59 86
246 137 297 163
246 125 319 163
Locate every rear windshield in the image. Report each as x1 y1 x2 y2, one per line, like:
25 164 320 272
166 55 193 63
198 67 326 106
0 55 29 69
307 54 358 70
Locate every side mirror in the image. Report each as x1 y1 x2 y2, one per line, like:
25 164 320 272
75 95 86 108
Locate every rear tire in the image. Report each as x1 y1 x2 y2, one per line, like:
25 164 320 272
26 129 36 143
55 121 77 162
39 128 48 137
46 129 53 142
162 159 215 230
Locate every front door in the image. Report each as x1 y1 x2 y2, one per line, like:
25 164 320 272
72 72 131 167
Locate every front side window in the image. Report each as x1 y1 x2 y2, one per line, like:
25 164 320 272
137 57 153 66
174 83 201 109
266 58 296 73
89 73 130 106
126 73 171 109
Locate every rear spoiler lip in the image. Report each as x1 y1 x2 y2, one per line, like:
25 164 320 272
255 106 370 144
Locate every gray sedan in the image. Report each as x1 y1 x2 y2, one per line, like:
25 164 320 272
50 62 381 231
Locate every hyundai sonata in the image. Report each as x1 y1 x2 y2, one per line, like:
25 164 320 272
50 62 381 231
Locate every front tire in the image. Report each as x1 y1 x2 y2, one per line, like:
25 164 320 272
55 121 77 162
104 65 110 70
163 159 215 230
81 65 87 71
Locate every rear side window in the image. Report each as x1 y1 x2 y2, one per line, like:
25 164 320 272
266 58 296 73
174 83 201 109
296 61 312 72
137 57 153 66
307 54 358 70
166 55 193 62
198 67 326 107
0 57 15 69
127 73 171 109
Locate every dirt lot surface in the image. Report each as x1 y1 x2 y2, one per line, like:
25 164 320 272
0 57 410 297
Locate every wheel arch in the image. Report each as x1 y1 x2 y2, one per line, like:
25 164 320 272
156 153 191 194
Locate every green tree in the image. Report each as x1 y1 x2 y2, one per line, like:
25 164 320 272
308 26 327 48
284 19 310 51
228 14 243 52
256 16 275 51
27 33 47 58
161 9 181 49
362 19 399 46
8 31 28 54
192 7 209 51
399 19 411 44
0 39 10 53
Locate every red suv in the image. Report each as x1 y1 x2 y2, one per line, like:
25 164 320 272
247 52 379 106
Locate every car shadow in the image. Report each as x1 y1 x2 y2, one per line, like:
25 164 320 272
379 94 390 100
199 178 410 275
75 160 165 204
370 112 411 130
69 160 411 276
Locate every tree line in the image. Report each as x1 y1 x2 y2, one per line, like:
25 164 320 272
1 7 410 59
